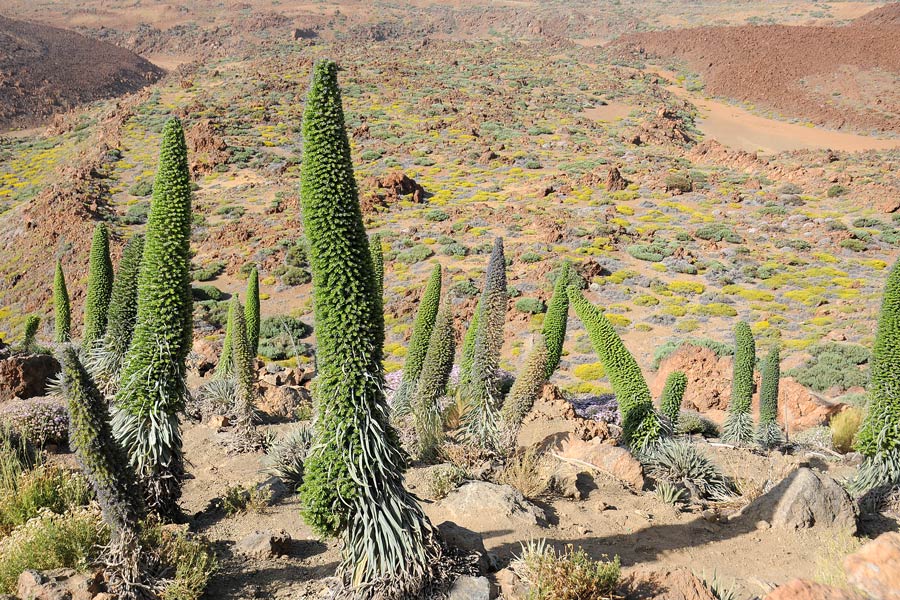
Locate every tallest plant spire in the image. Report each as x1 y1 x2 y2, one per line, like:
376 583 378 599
113 117 193 518
297 60 440 598
850 258 900 493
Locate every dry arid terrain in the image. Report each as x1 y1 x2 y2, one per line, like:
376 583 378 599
0 1 899 600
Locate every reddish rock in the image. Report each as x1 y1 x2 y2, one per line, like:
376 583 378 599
651 344 847 432
606 166 630 192
620 567 718 600
764 579 865 600
185 118 230 175
553 434 644 490
206 415 230 430
0 353 60 402
844 532 900 600
494 567 528 600
361 171 426 211
258 385 310 420
878 198 900 214
17 568 103 600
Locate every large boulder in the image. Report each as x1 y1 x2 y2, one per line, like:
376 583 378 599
552 433 644 490
764 579 866 600
651 344 847 432
740 468 857 533
0 353 60 401
844 531 900 600
619 567 718 600
436 481 547 531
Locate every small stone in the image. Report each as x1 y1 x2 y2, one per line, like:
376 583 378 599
756 520 771 530
207 414 230 429
494 568 528 600
236 529 292 558
448 575 491 600
701 509 721 523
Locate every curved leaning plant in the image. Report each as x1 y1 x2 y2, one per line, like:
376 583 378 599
412 300 456 460
113 117 193 518
659 371 687 427
541 262 570 379
756 346 783 449
568 287 664 451
295 60 442 598
60 346 145 597
54 260 71 344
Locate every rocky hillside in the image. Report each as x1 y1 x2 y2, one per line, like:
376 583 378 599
611 3 900 133
0 15 162 129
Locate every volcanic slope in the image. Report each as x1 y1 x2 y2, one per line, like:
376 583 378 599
611 3 900 133
0 15 163 129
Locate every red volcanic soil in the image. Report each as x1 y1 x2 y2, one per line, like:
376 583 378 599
610 3 900 133
0 15 163 129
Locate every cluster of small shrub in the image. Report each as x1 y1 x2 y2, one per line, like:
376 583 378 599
786 343 870 393
0 400 68 446
0 427 216 598
258 315 313 361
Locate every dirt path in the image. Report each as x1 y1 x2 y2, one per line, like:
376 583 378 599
647 66 900 154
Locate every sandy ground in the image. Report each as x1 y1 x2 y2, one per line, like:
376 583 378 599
582 102 635 122
179 419 888 600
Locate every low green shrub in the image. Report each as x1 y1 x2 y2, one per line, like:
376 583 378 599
397 245 434 264
627 241 674 262
665 173 692 193
0 506 104 593
257 315 313 361
192 285 224 301
511 538 620 600
695 223 741 243
786 343 869 392
0 465 92 534
515 298 546 314
192 261 225 282
425 209 449 222
425 464 466 500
